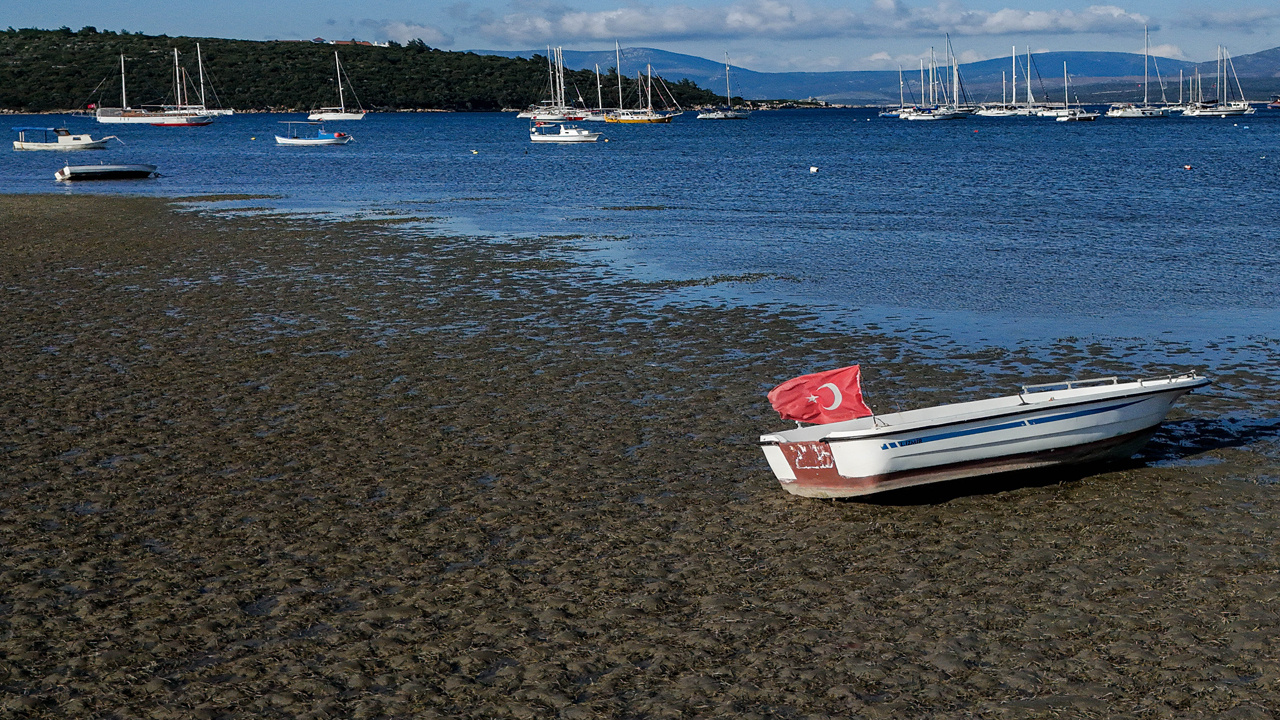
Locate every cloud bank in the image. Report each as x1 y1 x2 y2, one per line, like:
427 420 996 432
461 1 1149 44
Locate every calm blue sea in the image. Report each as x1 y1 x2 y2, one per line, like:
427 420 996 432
4 108 1279 355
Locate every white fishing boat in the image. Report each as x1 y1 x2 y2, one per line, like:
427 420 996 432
13 127 118 150
309 51 366 120
95 52 215 126
55 163 157 181
529 122 601 143
1105 27 1168 118
275 121 352 145
760 372 1209 498
698 53 749 120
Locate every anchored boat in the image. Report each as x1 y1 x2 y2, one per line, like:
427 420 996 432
529 122 600 143
760 372 1209 498
54 163 157 181
13 127 118 150
275 121 352 146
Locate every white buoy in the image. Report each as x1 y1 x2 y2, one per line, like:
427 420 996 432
810 166 818 173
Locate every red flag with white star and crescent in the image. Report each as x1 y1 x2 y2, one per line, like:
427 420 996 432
767 364 873 424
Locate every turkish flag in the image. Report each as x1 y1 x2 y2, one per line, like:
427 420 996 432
767 364 873 424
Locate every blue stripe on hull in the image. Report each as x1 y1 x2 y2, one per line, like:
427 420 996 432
881 399 1145 450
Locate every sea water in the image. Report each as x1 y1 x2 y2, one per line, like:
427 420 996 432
3 108 1278 354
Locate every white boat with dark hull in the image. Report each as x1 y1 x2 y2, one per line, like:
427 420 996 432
13 127 118 150
760 372 1209 498
54 163 157 181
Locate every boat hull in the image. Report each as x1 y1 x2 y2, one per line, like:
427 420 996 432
307 112 366 121
14 139 111 151
55 164 157 181
274 135 352 145
96 111 214 126
529 135 599 143
760 374 1207 498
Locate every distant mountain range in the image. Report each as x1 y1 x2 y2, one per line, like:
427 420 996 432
473 46 1280 104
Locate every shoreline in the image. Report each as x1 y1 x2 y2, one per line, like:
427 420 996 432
3 194 1279 717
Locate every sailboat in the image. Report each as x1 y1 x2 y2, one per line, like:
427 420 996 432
698 53 749 119
1105 27 1168 118
520 48 586 121
607 63 678 123
1056 62 1099 121
95 52 215 126
309 51 366 120
1182 46 1254 117
903 37 964 120
168 44 233 116
974 62 1018 117
580 64 611 121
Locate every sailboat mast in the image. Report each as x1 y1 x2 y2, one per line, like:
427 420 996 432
616 41 623 110
725 53 732 107
948 35 957 108
197 43 207 107
899 65 905 108
1011 46 1017 107
1026 47 1033 106
1063 62 1068 108
596 64 602 110
646 64 653 111
1143 26 1149 106
334 52 346 112
173 49 180 107
120 54 127 109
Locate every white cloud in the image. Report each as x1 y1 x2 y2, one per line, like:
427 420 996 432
1178 7 1280 32
1145 43 1186 60
462 1 1149 44
366 20 454 46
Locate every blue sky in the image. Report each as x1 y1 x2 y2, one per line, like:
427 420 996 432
9 1 1280 72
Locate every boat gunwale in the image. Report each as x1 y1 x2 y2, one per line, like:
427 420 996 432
759 373 1208 446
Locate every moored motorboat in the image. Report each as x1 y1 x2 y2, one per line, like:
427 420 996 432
529 122 600 143
13 127 119 150
54 163 157 181
759 371 1209 498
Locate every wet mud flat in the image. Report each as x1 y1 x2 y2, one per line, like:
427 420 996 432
2 194 1280 719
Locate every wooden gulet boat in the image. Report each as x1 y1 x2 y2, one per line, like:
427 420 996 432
760 372 1209 498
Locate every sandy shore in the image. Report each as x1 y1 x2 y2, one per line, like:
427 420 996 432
3 194 1279 718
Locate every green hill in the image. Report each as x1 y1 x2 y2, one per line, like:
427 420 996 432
0 27 720 112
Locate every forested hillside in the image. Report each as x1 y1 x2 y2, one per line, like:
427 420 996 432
0 27 720 112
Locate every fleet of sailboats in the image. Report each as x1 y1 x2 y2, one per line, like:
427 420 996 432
1182 46 1254 117
44 38 1280 148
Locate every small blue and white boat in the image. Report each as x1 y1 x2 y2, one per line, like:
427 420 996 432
275 121 352 146
760 371 1209 497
